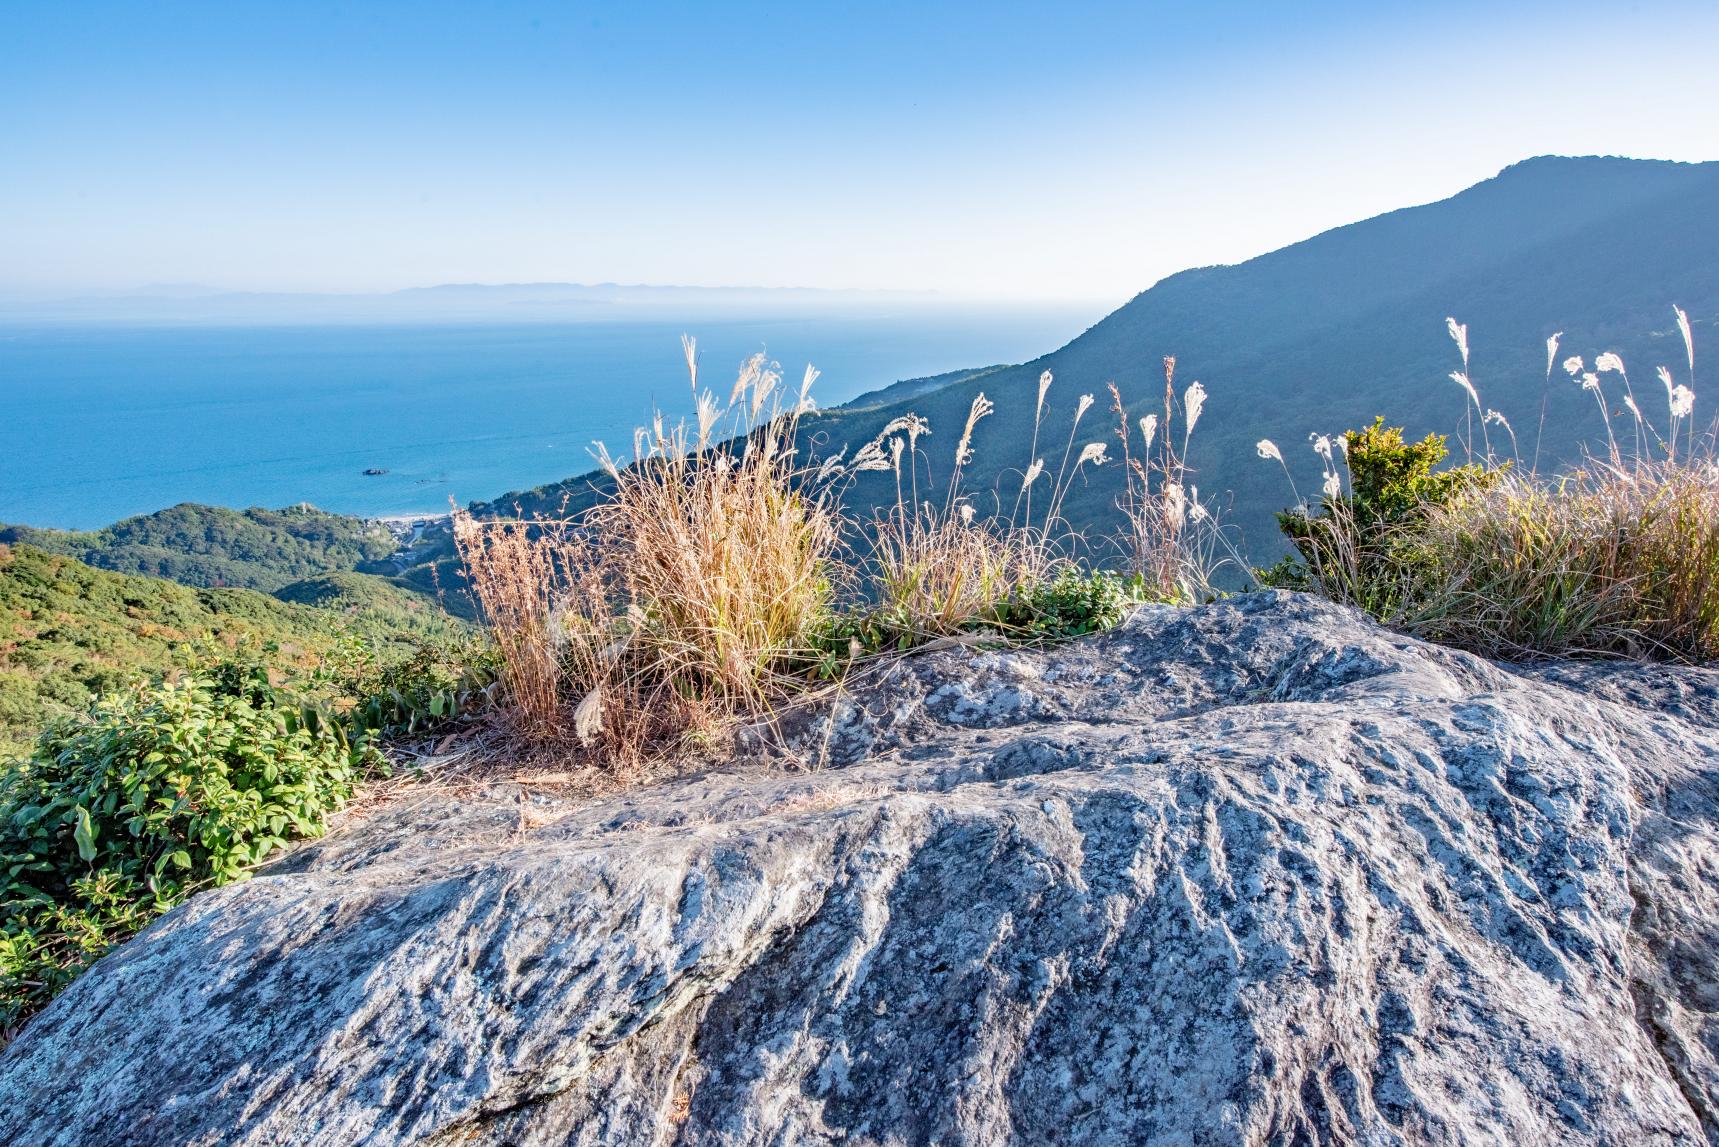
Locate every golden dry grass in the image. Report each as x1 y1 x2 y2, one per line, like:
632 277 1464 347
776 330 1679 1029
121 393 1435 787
453 345 842 768
454 343 1245 767
1408 458 1719 659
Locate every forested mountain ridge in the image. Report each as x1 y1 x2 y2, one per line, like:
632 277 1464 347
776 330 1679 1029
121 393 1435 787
0 503 400 593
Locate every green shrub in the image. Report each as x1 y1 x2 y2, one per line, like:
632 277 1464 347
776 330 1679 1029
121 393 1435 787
1259 418 1503 615
806 567 1150 679
0 663 377 1029
334 634 501 736
991 568 1153 639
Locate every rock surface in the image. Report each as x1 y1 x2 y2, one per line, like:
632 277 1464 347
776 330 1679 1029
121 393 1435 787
4 592 1719 1146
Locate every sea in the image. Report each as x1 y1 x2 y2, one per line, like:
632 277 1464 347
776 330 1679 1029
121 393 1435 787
0 305 1100 530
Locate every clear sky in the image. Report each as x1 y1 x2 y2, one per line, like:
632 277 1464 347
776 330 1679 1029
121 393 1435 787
2 0 1716 303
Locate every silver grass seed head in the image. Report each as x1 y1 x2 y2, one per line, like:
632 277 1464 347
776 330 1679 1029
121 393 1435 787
1675 305 1694 375
1183 381 1207 434
1446 317 1469 367
1076 441 1108 467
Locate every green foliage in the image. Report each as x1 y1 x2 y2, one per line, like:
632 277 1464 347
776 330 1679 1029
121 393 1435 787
1339 419 1495 523
805 568 1149 678
0 545 468 756
1260 419 1503 613
328 634 501 737
0 503 399 593
991 568 1154 639
0 663 378 1027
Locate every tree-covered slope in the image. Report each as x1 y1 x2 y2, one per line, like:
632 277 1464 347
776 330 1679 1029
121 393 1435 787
0 503 399 593
0 544 463 756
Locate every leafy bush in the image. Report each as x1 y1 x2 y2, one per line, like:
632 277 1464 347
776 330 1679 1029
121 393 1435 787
994 568 1153 639
334 635 501 736
1258 418 1503 614
0 663 377 1029
806 568 1150 680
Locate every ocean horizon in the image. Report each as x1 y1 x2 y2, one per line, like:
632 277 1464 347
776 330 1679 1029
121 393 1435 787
0 305 1099 530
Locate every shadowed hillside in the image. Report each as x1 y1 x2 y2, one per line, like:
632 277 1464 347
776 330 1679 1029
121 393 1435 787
483 156 1719 566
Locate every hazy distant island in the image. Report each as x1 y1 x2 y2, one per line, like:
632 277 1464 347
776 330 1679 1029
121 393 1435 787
0 281 953 326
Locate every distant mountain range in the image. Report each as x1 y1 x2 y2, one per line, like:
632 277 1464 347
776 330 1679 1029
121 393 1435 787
0 281 947 324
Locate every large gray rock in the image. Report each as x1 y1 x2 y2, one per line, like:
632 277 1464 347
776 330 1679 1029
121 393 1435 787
4 592 1719 1145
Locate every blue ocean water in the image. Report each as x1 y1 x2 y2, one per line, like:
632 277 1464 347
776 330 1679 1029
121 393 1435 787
0 306 1098 529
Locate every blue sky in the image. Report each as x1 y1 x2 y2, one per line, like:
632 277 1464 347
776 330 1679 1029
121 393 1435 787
2 0 1716 301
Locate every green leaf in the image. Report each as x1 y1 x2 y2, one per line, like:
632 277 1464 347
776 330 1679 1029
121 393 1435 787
73 806 98 863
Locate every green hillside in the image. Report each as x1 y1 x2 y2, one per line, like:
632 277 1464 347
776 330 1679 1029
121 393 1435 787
0 544 465 757
0 503 400 593
478 156 1719 568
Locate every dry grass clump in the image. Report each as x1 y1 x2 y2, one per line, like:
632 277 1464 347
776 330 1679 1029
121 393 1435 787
1111 358 1238 601
847 360 1231 640
453 342 841 764
852 386 1074 638
869 509 1053 637
1409 459 1719 658
589 386 840 707
448 513 578 740
1262 306 1717 662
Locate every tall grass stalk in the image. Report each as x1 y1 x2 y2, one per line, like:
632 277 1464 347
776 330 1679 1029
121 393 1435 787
454 345 841 762
1110 359 1238 601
